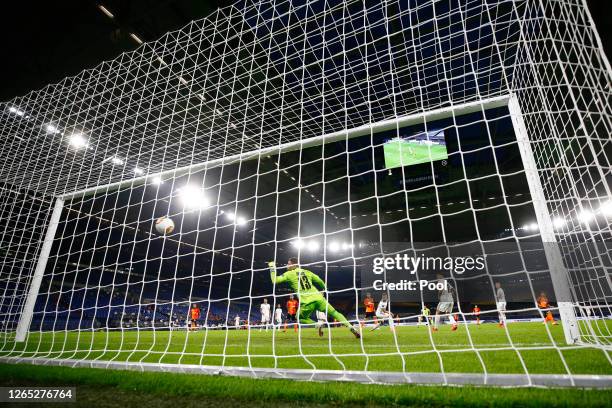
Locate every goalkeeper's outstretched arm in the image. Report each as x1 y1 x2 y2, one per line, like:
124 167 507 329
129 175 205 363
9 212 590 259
268 261 287 284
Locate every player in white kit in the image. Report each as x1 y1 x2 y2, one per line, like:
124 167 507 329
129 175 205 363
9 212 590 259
495 282 507 327
433 274 457 332
315 310 327 336
234 314 240 329
370 293 395 332
274 304 283 330
260 298 271 331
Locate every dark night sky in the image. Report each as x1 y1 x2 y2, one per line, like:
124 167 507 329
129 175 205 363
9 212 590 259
0 0 609 102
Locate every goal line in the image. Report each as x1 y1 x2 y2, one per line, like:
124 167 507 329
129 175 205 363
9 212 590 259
1 356 610 388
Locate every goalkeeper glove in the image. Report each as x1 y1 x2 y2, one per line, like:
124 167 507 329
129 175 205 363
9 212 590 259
268 261 276 268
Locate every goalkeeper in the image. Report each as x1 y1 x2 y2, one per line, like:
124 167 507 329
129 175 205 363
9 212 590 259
268 257 360 339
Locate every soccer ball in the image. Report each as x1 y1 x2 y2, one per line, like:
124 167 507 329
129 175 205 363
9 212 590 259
155 216 175 235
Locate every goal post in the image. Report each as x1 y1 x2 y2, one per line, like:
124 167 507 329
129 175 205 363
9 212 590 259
508 95 579 345
15 197 64 342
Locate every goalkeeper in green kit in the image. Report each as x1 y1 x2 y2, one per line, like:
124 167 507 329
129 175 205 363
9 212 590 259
268 257 360 338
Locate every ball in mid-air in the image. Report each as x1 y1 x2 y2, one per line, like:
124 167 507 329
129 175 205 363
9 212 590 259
155 216 175 235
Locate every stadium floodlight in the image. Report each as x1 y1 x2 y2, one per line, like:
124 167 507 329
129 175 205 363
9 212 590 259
328 241 340 252
2 0 611 391
44 124 60 134
552 217 566 229
178 185 209 209
110 156 124 165
599 200 612 217
306 241 319 252
10 107 25 116
577 209 594 224
67 133 88 149
290 239 306 249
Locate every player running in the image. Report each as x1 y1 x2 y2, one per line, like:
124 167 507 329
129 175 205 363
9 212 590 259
420 304 431 326
269 258 360 339
363 292 377 326
274 304 283 330
189 304 200 331
495 282 507 327
260 299 271 331
370 293 395 332
472 305 481 325
433 274 457 332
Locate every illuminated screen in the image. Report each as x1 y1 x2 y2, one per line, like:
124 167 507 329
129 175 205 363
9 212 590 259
383 130 448 169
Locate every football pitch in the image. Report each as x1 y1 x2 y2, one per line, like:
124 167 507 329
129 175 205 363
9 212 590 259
3 322 611 376
384 140 448 168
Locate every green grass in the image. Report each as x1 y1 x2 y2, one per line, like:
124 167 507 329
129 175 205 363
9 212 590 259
2 322 611 376
0 363 611 408
384 140 447 168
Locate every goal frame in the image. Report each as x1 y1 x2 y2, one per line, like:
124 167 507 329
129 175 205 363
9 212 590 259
14 93 581 350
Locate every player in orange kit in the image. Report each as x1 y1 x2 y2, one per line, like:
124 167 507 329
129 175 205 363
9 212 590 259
472 305 481 325
285 295 298 332
537 292 549 309
537 292 558 325
189 303 200 331
362 293 377 327
545 310 558 325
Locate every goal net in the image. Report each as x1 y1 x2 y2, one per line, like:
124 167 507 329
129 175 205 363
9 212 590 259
0 0 610 387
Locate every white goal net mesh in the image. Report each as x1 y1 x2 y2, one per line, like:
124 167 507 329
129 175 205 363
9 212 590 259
0 0 610 387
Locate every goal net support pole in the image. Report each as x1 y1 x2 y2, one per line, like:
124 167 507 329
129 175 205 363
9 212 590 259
15 197 64 342
509 95 580 345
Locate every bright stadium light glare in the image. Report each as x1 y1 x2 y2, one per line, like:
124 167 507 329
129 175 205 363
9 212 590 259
599 200 612 217
151 176 163 185
68 133 88 149
521 223 535 232
578 209 594 224
8 107 17 113
111 156 124 165
178 185 209 209
225 212 236 221
236 216 247 226
341 242 354 250
328 241 340 252
291 239 305 249
45 124 60 134
552 217 566 229
307 241 320 251
133 167 144 175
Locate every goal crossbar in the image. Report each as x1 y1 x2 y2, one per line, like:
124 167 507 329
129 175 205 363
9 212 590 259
59 95 510 201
